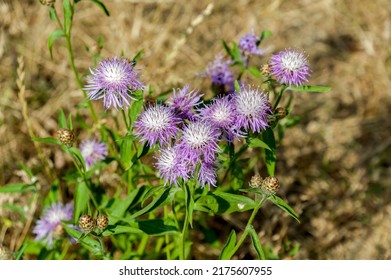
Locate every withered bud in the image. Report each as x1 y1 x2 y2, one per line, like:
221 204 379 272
78 214 96 232
96 214 109 229
57 128 75 147
261 176 280 195
250 174 263 188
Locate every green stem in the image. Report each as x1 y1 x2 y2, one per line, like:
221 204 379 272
180 183 192 260
164 205 172 260
52 5 99 125
230 195 268 258
121 109 130 131
273 85 287 111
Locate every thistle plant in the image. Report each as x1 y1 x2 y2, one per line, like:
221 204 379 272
3 0 331 260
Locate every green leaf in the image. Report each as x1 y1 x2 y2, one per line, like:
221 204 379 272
17 163 35 179
268 195 300 223
49 7 56 21
234 80 241 93
231 42 242 62
262 128 276 176
0 183 37 193
90 0 110 16
63 224 102 255
62 0 74 35
248 66 261 78
68 147 86 173
248 138 272 151
68 113 73 130
220 230 236 260
260 30 272 41
58 109 67 129
132 49 144 64
194 192 256 214
184 184 194 227
287 85 332 92
222 40 234 59
102 224 144 236
130 187 172 219
128 90 144 129
108 189 145 223
120 134 134 170
74 181 89 224
136 219 177 236
249 226 265 260
32 137 59 145
48 29 65 60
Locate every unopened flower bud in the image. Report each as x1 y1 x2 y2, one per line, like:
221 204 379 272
96 214 109 229
261 63 271 76
57 128 75 147
78 214 96 232
39 0 56 6
250 174 263 188
262 176 280 195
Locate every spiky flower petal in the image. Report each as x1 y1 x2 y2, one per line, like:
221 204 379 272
198 95 242 141
84 56 144 110
166 85 203 121
176 121 220 164
238 29 265 56
155 146 190 186
135 104 181 147
234 85 271 133
270 49 311 86
33 202 73 248
201 54 234 88
198 160 217 188
79 139 108 170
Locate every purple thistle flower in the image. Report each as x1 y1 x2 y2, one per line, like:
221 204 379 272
33 202 73 248
176 121 220 165
79 139 108 170
270 48 311 86
234 85 271 133
155 146 190 186
238 29 265 56
166 85 203 121
198 95 242 142
134 104 181 147
84 56 144 110
201 54 234 88
198 160 217 188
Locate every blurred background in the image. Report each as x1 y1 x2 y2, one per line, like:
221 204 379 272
0 0 390 259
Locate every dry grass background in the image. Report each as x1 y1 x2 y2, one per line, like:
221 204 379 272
0 0 391 259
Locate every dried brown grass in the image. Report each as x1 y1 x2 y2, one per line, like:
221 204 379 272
0 0 390 259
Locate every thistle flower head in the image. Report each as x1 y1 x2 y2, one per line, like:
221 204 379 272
176 121 220 164
198 95 242 141
201 54 234 88
33 202 73 248
134 104 181 147
270 48 311 86
234 85 271 133
166 85 203 121
155 146 190 186
238 29 265 56
84 56 144 110
198 160 217 188
79 139 108 170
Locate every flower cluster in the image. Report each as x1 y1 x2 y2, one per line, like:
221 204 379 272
135 85 271 188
